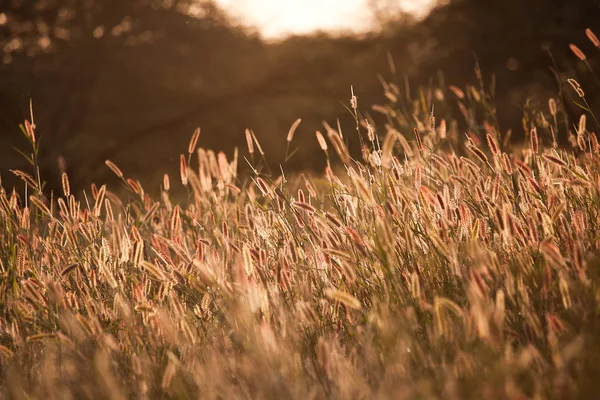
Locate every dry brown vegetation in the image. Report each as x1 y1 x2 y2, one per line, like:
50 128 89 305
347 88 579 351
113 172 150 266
3 31 600 400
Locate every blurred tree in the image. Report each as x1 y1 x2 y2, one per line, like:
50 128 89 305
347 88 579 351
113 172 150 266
1 0 598 198
367 0 436 33
0 0 258 193
376 0 600 141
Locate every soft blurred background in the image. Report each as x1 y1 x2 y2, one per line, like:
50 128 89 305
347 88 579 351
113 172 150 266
1 0 598 195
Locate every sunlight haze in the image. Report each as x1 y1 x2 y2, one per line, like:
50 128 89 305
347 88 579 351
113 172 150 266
215 0 437 39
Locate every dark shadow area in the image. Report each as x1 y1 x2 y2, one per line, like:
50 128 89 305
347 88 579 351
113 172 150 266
1 0 598 195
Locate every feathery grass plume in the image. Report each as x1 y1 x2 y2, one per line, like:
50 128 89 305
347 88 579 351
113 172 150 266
255 177 270 196
350 85 358 109
371 104 389 115
567 78 585 97
434 88 445 102
543 154 567 168
578 114 587 135
127 178 141 195
469 85 481 102
315 130 328 151
188 127 201 154
161 361 177 391
61 263 79 276
105 160 124 179
460 157 481 178
433 297 464 338
244 128 254 155
540 237 568 269
448 85 465 99
572 240 585 272
163 173 170 192
93 184 106 217
591 132 600 154
179 154 188 186
325 288 362 310
430 153 450 169
515 159 532 177
207 150 223 177
414 127 423 152
551 201 566 224
141 261 167 281
558 273 573 310
351 174 375 206
56 197 68 218
346 226 368 257
375 216 394 252
24 119 36 144
242 244 254 277
586 28 600 47
366 121 376 142
61 172 70 197
142 202 161 225
29 195 51 216
493 206 505 232
217 152 231 182
101 197 114 223
297 188 305 203
131 240 143 268
327 129 350 165
22 279 45 307
384 87 398 103
11 169 39 190
467 144 489 165
26 333 56 342
486 133 499 156
91 183 99 199
577 132 587 151
325 212 342 228
170 205 181 236
250 129 265 156
286 118 302 142
530 127 539 154
501 153 513 174
69 196 79 221
527 176 543 195
291 201 316 213
414 165 422 191
381 131 398 168
569 43 587 61
548 98 557 116
389 130 413 157
438 119 447 139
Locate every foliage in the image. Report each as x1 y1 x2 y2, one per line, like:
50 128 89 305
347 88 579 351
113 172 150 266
2 0 597 197
2 27 600 400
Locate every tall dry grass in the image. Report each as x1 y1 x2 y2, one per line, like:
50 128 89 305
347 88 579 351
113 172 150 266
2 29 600 399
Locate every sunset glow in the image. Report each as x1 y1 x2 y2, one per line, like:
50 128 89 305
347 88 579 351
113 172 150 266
215 0 438 39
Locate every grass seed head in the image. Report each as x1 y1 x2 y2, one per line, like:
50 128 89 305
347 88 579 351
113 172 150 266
105 160 124 178
569 43 587 61
188 127 201 154
530 127 539 154
586 28 600 47
316 130 328 151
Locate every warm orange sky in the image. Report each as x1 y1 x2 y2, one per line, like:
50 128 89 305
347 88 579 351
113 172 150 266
215 0 437 39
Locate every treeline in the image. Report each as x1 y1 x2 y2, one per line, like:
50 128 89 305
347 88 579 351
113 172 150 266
0 0 597 195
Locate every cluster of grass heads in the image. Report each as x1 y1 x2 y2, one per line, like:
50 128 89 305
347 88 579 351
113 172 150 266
3 34 600 400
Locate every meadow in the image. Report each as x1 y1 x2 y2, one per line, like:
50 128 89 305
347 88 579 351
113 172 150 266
2 30 600 399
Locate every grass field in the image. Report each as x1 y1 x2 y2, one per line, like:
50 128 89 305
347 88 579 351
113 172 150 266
2 34 600 399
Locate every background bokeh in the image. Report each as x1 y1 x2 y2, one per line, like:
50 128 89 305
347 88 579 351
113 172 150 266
0 0 598 195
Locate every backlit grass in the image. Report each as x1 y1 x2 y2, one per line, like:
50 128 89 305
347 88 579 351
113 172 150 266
2 31 600 399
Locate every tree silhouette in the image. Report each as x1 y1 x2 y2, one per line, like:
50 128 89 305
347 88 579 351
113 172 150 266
0 0 246 192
